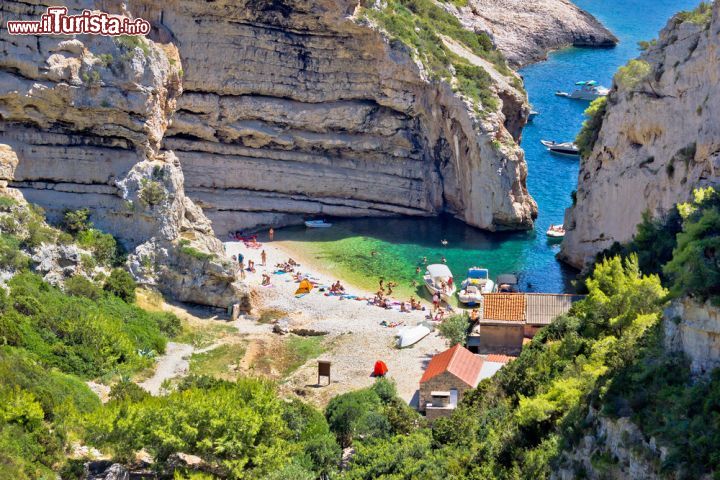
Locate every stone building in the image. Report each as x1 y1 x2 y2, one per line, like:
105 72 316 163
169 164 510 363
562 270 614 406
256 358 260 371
468 293 585 354
418 344 483 420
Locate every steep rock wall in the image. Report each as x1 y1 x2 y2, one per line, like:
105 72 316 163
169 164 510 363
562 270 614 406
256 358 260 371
665 298 720 376
120 0 537 235
561 3 720 268
0 1 247 308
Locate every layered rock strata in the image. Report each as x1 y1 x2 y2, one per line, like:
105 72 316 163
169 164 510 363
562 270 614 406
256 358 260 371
561 3 720 268
146 0 537 235
0 1 247 308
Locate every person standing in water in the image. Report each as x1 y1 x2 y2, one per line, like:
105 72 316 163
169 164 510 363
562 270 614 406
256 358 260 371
269 228 274 241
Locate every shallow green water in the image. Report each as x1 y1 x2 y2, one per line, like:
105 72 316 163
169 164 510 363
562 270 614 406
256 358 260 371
273 0 701 301
275 216 576 301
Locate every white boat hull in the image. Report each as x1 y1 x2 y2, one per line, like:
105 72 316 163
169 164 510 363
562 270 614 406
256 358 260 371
458 279 494 305
424 276 456 301
556 90 607 101
305 221 332 228
397 325 431 348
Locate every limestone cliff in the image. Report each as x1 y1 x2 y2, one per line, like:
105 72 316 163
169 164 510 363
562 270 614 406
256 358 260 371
446 0 617 67
146 0 537 235
561 2 720 268
0 1 247 308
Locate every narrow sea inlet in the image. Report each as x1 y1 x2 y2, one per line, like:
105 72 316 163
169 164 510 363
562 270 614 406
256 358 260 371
275 0 701 299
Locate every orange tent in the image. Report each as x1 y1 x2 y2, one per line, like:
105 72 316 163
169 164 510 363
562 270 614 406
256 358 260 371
373 360 388 377
295 279 313 296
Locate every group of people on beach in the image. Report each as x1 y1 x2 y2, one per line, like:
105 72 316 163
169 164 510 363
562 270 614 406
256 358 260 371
329 280 346 294
276 258 299 273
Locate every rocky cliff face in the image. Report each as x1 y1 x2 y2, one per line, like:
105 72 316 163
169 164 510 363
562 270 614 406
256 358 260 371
665 298 720 376
140 0 537 235
0 1 247 308
561 3 720 268
446 0 617 67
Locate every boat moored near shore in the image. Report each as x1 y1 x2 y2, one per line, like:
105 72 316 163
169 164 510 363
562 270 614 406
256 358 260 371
541 140 580 157
458 267 494 305
424 264 456 301
556 80 609 101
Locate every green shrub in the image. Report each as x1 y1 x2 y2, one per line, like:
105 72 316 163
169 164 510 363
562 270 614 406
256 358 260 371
98 53 113 67
4 272 166 378
103 268 137 303
371 377 397 403
179 242 215 261
62 209 91 234
576 96 608 158
85 379 295 477
437 313 469 346
76 229 118 265
677 1 713 25
0 235 29 271
0 196 17 212
115 35 151 56
109 379 150 403
139 179 167 207
615 59 652 89
64 275 103 301
664 187 720 302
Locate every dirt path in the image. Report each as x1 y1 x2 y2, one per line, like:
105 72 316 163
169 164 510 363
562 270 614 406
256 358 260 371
139 342 195 395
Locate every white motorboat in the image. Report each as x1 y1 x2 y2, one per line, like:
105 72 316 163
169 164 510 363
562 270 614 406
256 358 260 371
541 140 580 157
546 224 565 240
304 220 332 228
397 324 431 348
458 267 494 305
495 273 520 293
528 110 539 122
555 80 609 101
423 264 456 301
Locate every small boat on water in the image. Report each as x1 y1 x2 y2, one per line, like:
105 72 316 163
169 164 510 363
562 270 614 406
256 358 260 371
458 267 494 305
424 264 456 301
305 220 332 228
397 324 431 348
556 80 609 101
541 140 580 157
495 273 520 293
528 110 539 122
547 224 565 240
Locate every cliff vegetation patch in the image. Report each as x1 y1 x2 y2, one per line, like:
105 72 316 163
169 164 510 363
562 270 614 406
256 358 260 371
359 0 516 114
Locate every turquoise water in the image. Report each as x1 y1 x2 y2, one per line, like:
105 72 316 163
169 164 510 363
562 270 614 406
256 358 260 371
276 0 700 299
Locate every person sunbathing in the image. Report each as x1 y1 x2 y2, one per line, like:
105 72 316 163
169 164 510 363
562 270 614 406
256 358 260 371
261 273 271 286
400 302 408 313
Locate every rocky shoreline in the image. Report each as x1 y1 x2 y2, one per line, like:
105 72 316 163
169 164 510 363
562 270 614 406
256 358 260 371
448 0 618 67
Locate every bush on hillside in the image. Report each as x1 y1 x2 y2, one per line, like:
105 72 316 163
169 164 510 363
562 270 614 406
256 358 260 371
104 268 137 303
62 208 91 234
65 275 103 301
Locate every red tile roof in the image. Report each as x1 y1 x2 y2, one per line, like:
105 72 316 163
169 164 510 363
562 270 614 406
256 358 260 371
482 293 526 321
420 344 483 387
484 354 516 364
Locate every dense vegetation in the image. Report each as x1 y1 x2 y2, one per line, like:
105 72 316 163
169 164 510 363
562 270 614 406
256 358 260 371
360 0 520 114
575 96 608 158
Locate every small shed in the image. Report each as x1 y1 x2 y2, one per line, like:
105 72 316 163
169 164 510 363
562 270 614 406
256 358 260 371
419 344 483 420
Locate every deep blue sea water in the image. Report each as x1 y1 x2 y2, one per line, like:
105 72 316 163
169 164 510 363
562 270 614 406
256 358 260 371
275 0 701 299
